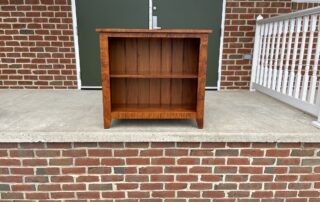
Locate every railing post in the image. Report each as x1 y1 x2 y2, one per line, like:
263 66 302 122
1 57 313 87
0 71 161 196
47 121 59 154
250 15 263 91
312 85 320 129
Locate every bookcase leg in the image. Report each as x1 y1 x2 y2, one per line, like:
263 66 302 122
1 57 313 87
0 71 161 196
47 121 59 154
104 118 111 129
196 119 203 129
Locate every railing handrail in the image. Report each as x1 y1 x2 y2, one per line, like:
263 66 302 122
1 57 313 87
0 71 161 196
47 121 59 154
257 6 320 24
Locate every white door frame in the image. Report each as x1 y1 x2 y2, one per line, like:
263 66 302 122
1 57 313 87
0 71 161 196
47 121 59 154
71 0 226 90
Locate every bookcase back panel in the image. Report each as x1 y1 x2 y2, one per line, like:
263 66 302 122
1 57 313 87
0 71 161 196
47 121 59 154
109 38 200 75
110 78 197 108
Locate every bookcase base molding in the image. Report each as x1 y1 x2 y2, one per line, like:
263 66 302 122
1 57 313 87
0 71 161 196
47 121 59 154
97 29 212 129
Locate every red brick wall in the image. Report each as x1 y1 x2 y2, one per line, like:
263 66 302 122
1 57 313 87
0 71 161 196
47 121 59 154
0 0 320 89
1 142 320 201
221 0 320 90
0 0 77 89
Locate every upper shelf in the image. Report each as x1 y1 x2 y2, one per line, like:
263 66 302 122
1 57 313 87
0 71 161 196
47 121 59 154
96 29 212 34
110 72 198 79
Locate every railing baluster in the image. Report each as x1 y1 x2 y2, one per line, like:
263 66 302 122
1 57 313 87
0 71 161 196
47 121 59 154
263 23 273 87
272 21 283 90
259 24 269 85
308 15 320 104
288 17 302 96
256 24 265 84
282 18 295 94
268 22 277 88
294 16 309 99
277 20 289 92
302 15 317 101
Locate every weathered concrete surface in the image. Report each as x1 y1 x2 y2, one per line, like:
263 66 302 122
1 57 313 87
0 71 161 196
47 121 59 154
0 90 319 142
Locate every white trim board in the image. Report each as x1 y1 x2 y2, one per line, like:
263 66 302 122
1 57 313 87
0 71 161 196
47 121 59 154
71 0 81 90
217 0 226 91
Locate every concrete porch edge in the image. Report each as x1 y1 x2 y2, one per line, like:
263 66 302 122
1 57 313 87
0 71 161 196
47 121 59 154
0 131 320 143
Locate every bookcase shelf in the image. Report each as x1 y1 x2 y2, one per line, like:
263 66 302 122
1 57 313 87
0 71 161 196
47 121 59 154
110 73 198 79
97 29 211 129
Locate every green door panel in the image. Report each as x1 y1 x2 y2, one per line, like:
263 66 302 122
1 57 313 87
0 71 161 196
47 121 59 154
155 0 223 87
76 0 149 87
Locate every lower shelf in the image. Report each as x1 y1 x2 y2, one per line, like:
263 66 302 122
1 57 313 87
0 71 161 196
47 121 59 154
111 104 197 119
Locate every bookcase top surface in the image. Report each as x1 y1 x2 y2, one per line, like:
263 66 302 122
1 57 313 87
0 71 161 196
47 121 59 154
96 28 212 34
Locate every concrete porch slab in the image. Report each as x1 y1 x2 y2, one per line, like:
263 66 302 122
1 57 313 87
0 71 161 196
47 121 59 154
0 90 319 142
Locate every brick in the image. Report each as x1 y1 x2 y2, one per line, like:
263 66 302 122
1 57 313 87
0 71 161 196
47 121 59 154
114 149 138 157
140 183 162 190
291 149 314 156
226 175 248 182
77 192 100 199
88 149 112 156
240 149 264 156
62 167 86 174
126 175 149 182
214 166 237 173
140 149 163 156
62 184 86 191
126 158 150 165
215 149 239 156
166 183 187 190
76 176 99 182
11 168 34 175
25 176 48 183
202 191 225 198
10 150 34 157
38 184 61 191
152 191 175 198
102 191 125 198
62 149 87 157
75 158 100 166
164 166 187 174
165 149 188 156
101 158 125 166
176 175 198 182
89 167 111 174
51 192 74 199
177 191 200 198
177 158 199 165
140 166 163 174
152 158 175 165
49 158 73 166
89 184 112 190
152 175 174 182
0 184 10 191
117 183 139 190
36 167 59 175
302 159 320 166
11 184 35 191
215 183 237 190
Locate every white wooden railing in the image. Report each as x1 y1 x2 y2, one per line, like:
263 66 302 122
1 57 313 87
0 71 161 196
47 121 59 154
250 7 320 128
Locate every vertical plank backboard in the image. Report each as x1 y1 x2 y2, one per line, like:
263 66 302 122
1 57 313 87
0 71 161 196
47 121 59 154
161 39 172 105
137 38 150 105
149 39 161 105
171 39 184 105
110 38 126 105
125 38 138 104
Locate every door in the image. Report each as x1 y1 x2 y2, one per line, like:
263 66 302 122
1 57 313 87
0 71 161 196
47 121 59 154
76 0 149 87
154 0 223 88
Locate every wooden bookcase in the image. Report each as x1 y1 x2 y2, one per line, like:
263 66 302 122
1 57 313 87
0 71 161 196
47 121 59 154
96 29 212 129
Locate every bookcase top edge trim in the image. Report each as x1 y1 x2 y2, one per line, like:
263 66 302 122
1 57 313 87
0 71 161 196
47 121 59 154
96 28 212 34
